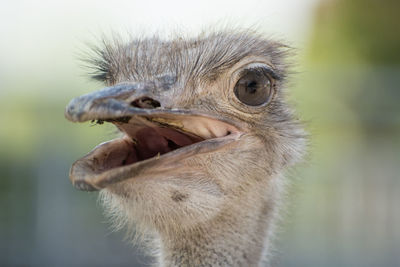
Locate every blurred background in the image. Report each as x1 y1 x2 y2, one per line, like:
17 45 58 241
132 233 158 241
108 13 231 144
1 0 399 266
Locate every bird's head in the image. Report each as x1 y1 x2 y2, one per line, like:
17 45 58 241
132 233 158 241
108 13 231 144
65 31 305 235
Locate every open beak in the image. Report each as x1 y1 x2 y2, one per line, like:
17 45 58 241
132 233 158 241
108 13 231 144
65 82 243 191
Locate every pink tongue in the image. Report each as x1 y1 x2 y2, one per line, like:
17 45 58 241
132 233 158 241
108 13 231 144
134 127 199 161
135 128 171 160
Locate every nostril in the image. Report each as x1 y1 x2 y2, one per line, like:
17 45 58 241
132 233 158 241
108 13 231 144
131 97 161 109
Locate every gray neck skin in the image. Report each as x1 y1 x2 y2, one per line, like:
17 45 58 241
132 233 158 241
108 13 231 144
157 200 275 267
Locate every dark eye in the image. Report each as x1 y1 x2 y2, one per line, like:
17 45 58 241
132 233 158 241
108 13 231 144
233 71 272 106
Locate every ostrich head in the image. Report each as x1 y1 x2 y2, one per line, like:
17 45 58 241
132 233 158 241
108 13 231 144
65 30 305 266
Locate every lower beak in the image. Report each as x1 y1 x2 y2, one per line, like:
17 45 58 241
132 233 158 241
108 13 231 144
65 82 245 191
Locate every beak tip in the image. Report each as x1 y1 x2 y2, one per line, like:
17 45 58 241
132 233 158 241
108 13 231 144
72 179 99 192
65 98 84 122
70 162 100 192
64 106 74 121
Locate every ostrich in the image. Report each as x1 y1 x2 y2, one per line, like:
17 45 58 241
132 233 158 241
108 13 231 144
65 29 305 266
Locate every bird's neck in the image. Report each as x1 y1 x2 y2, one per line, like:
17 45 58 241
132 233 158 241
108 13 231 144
157 199 276 267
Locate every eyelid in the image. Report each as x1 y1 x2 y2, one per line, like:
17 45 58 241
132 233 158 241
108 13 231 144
239 64 280 81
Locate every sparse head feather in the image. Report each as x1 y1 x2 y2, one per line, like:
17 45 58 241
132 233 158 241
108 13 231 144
70 28 307 266
82 30 305 168
83 30 292 85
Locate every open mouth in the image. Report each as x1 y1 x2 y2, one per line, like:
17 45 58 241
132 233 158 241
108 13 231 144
69 112 242 191
64 81 244 191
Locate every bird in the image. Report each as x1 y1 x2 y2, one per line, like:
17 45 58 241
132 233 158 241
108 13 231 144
65 29 306 267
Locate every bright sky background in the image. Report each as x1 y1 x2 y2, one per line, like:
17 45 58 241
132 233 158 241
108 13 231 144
0 0 319 94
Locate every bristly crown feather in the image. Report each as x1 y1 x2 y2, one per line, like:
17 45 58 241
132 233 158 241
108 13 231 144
82 30 292 86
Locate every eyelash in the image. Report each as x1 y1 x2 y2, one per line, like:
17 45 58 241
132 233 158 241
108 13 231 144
239 67 277 81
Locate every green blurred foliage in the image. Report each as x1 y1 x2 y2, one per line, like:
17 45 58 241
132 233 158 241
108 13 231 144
309 0 400 65
296 0 400 137
281 1 400 266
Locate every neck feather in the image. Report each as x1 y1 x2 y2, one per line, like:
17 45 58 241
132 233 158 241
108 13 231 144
157 197 277 267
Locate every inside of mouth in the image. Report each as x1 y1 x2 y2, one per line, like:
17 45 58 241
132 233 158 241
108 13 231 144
131 126 203 162
82 115 239 175
94 125 204 172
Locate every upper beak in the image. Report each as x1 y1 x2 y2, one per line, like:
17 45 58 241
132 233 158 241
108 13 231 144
65 81 245 191
65 81 244 129
65 82 152 122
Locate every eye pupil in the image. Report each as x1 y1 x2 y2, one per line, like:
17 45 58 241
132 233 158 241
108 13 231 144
233 71 272 106
246 81 258 94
